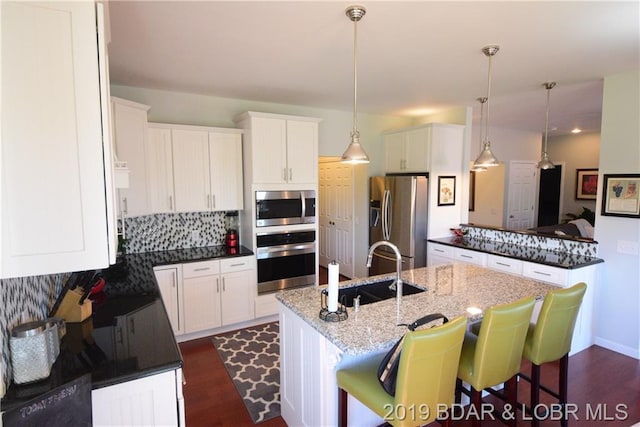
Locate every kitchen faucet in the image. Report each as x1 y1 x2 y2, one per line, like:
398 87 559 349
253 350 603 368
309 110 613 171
366 240 403 299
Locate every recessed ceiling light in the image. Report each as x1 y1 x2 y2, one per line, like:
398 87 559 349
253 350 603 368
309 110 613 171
571 128 582 134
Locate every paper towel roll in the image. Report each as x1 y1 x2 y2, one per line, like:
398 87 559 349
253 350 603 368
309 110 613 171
328 261 339 312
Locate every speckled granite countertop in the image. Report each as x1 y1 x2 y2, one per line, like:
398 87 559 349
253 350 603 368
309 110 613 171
276 263 557 356
428 236 603 269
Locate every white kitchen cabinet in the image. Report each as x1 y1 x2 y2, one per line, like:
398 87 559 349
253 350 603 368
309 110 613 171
234 111 321 186
209 131 244 211
155 256 256 337
1 1 116 277
426 242 454 266
154 265 183 335
171 128 211 212
453 247 487 266
92 368 184 427
111 96 151 217
146 125 175 213
153 123 244 213
384 128 430 173
486 254 523 275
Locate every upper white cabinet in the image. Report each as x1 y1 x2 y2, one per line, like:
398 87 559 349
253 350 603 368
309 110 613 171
146 125 175 213
234 112 321 186
111 96 151 217
147 123 244 213
384 123 464 174
1 1 116 277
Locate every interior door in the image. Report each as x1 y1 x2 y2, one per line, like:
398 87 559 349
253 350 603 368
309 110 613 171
537 164 563 226
506 161 538 229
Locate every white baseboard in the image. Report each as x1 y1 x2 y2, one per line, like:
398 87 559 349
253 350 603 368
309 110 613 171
594 337 640 359
176 314 279 343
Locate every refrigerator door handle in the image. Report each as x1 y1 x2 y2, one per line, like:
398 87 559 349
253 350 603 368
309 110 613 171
383 190 391 240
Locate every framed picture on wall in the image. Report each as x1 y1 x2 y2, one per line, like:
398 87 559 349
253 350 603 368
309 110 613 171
438 176 456 206
469 171 476 212
576 169 598 200
601 174 640 218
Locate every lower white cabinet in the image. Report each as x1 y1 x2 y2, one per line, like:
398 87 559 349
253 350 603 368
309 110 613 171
426 241 596 354
92 368 184 426
154 256 256 337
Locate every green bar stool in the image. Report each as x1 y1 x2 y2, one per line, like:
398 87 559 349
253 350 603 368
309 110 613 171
456 296 536 427
520 282 587 427
337 316 467 427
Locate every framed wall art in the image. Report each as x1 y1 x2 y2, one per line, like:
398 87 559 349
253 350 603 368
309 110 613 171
576 169 598 200
601 174 640 218
438 176 456 206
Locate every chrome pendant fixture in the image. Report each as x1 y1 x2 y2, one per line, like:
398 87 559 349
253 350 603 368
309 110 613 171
537 82 556 170
471 97 488 172
472 45 500 168
341 5 369 164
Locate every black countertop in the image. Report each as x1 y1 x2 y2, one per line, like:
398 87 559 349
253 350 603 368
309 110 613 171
428 236 603 269
1 245 253 411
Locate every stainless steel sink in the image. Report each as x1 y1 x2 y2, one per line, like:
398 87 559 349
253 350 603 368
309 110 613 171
338 279 425 307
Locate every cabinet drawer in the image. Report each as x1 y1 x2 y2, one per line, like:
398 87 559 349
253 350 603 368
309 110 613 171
453 248 487 266
220 256 255 273
182 260 220 278
487 255 523 275
522 262 566 286
428 244 453 259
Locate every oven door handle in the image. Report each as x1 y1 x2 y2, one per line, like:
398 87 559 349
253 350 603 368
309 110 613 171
256 243 316 259
300 191 306 222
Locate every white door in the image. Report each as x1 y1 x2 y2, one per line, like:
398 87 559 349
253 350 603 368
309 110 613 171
209 132 243 211
146 127 175 213
318 163 332 266
506 161 538 229
172 129 210 212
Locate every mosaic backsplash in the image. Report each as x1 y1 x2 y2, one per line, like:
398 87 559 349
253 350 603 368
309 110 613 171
0 273 68 396
122 211 228 254
461 225 598 257
0 211 232 395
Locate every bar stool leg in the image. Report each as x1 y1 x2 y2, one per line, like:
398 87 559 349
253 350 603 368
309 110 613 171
505 376 518 427
531 363 541 427
470 386 482 427
559 354 569 427
338 388 348 427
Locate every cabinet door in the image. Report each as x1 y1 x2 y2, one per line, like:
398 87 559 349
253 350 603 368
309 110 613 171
403 128 429 172
147 127 175 213
183 275 222 333
220 270 254 325
286 120 318 184
251 117 287 184
209 132 243 210
1 1 111 277
172 129 211 212
154 266 183 335
384 132 406 173
112 99 151 216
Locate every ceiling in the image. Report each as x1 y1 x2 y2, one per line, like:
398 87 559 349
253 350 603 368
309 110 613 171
107 1 639 136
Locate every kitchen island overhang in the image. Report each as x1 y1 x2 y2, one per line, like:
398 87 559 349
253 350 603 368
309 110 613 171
276 263 586 427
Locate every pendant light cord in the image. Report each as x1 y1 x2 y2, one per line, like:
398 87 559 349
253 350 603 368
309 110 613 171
352 17 359 137
484 54 493 145
543 85 551 154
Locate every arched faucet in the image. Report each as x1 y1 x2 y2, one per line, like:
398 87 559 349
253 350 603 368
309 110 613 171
366 240 403 298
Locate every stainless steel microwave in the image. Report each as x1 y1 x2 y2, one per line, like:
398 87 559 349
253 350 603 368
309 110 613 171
255 190 316 227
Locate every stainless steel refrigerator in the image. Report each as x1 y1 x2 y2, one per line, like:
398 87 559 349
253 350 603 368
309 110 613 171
369 175 428 276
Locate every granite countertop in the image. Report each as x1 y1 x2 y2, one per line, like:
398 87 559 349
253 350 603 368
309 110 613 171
428 236 603 269
1 245 253 410
276 263 557 356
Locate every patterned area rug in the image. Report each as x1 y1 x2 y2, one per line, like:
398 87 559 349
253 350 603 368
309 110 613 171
212 322 280 423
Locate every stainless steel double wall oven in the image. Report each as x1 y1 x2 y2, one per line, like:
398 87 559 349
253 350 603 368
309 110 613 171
255 190 317 295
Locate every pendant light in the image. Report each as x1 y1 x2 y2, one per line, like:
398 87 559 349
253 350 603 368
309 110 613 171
341 5 369 164
471 97 488 172
537 82 556 170
472 45 500 168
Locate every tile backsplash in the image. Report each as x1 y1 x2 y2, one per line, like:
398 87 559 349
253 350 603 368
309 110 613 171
0 211 231 396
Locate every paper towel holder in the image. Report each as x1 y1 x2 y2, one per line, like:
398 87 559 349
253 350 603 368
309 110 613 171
319 290 348 322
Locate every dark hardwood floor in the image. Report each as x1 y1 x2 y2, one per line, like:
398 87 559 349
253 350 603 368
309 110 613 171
179 268 640 426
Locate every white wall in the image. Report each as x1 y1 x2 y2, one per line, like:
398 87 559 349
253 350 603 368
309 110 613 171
548 132 600 218
594 70 640 358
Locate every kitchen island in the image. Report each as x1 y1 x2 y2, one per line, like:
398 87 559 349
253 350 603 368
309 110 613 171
276 263 561 427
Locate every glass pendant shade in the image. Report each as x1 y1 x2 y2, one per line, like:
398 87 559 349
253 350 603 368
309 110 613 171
341 5 369 164
341 131 369 164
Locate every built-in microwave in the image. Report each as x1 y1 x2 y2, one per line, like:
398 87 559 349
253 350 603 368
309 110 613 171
255 190 316 227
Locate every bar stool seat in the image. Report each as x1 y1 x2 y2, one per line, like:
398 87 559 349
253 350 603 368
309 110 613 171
519 282 587 427
337 316 467 427
456 296 536 427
